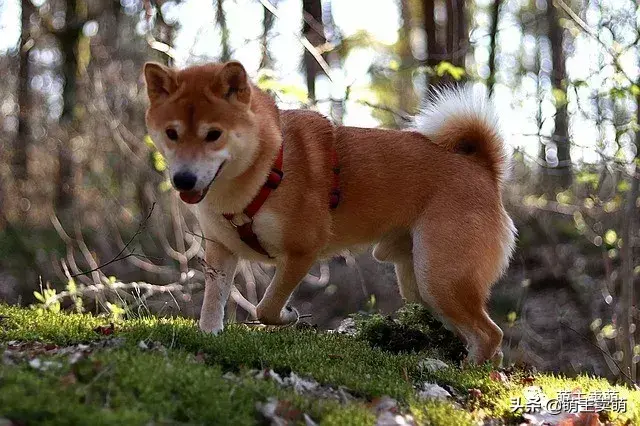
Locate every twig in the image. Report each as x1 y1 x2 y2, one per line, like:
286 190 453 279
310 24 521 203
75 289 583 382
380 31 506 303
69 203 156 278
45 278 202 308
554 0 635 84
303 261 330 288
560 320 638 388
230 286 257 319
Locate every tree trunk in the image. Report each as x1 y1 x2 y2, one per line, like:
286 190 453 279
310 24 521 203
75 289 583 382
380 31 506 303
15 0 34 181
487 0 502 95
423 0 444 88
619 77 640 382
302 0 325 102
322 0 343 124
453 0 467 69
260 0 276 68
216 0 230 62
56 0 82 210
397 0 416 113
445 0 454 60
544 1 572 189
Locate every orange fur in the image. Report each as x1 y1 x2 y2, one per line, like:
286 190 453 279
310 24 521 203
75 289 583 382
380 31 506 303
143 61 516 364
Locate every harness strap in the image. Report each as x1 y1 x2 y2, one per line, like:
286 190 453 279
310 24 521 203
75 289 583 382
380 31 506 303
223 142 340 258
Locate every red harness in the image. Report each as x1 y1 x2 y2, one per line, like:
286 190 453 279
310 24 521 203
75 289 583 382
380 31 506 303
223 143 340 258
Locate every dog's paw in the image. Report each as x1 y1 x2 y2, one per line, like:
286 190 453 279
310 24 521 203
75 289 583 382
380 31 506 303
256 305 299 326
199 317 224 335
280 305 299 324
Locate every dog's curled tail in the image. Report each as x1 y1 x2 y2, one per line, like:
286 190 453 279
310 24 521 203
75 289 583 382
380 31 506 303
414 86 509 188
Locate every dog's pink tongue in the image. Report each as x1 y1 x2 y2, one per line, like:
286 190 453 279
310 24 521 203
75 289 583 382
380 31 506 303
179 191 204 204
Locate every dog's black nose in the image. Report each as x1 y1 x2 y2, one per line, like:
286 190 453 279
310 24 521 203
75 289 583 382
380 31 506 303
173 171 197 191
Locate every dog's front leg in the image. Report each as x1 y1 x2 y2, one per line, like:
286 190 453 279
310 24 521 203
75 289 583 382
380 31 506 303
256 255 315 325
199 240 239 334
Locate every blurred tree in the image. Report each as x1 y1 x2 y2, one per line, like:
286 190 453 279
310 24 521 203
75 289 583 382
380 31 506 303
321 0 344 124
216 0 230 62
487 0 502 95
422 0 443 88
260 0 276 68
541 1 572 190
152 1 178 66
396 0 418 113
55 0 83 209
618 62 640 382
15 0 35 181
446 0 466 69
302 0 326 101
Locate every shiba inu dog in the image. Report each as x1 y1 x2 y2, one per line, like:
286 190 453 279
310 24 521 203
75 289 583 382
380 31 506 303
143 60 516 364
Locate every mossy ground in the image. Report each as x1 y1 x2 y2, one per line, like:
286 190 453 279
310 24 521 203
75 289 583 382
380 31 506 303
1 304 638 425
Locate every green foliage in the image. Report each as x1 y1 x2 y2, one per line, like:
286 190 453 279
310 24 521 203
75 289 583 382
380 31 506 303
151 151 167 172
65 279 83 313
434 61 465 81
256 71 308 103
32 284 60 314
552 87 567 107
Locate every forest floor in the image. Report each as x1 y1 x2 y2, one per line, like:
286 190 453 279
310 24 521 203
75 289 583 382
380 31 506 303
0 304 638 426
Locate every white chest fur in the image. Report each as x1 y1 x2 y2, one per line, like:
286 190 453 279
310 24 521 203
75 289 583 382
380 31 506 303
196 204 284 262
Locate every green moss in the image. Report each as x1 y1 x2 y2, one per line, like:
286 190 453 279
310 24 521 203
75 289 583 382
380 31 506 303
0 305 105 344
353 304 466 362
410 400 476 426
1 304 639 426
0 348 375 425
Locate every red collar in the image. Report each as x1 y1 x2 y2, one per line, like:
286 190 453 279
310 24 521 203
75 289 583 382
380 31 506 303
223 142 340 258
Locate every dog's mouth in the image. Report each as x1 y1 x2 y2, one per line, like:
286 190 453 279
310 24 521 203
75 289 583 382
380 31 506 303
178 161 226 205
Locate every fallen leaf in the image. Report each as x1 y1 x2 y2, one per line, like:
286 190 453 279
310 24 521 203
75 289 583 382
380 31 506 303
490 370 508 383
468 388 483 400
60 372 78 387
558 413 603 426
93 323 115 336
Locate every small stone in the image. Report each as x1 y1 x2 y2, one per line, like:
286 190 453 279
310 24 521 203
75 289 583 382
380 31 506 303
335 318 357 336
68 351 84 365
286 372 318 394
371 396 399 415
222 372 237 381
417 382 451 400
303 413 318 426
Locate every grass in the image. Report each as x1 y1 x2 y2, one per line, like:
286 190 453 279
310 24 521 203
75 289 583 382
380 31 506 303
1 304 639 425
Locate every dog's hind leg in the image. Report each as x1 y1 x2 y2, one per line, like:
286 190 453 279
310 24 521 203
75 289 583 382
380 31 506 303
411 214 507 364
373 231 421 303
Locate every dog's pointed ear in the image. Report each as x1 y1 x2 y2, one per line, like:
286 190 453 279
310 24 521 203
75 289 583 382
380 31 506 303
144 62 177 103
219 61 251 104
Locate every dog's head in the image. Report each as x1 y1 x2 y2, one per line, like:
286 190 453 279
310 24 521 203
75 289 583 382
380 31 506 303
143 61 260 204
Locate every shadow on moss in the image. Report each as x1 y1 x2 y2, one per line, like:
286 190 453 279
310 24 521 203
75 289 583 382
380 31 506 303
352 304 466 362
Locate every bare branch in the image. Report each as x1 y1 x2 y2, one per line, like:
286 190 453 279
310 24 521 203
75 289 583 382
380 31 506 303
257 0 333 82
68 203 156 278
554 0 635 84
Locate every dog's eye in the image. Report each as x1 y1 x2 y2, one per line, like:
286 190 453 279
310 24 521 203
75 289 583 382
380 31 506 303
205 129 222 142
166 128 178 141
